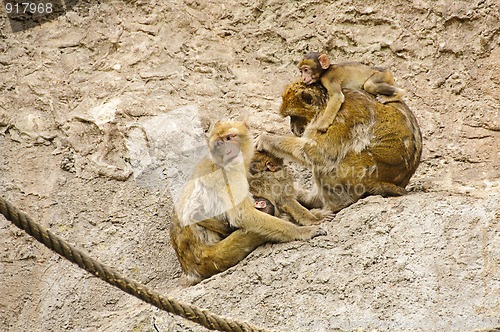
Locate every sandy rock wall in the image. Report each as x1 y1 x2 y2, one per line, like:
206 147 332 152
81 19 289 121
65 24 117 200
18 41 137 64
0 0 498 331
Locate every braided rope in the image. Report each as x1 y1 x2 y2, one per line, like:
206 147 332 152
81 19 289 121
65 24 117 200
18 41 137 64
0 196 276 332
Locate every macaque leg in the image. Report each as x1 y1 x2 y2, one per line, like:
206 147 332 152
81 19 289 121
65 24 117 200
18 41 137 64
197 218 234 237
317 181 406 215
296 186 323 209
197 229 268 280
364 70 404 103
323 195 357 213
368 182 407 196
279 197 323 225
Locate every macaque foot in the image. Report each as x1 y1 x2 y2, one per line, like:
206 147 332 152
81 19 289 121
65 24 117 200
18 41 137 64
309 123 330 133
307 226 327 239
377 88 405 104
311 209 334 220
308 118 331 133
377 94 403 104
321 213 337 223
296 215 324 226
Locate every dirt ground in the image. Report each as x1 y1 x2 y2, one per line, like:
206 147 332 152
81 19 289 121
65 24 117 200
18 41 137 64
0 1 498 331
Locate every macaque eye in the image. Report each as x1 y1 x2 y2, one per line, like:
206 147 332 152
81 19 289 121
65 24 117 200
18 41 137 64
302 91 313 104
299 67 310 74
225 134 237 141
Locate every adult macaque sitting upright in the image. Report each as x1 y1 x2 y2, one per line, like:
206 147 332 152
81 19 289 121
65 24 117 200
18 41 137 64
170 121 326 284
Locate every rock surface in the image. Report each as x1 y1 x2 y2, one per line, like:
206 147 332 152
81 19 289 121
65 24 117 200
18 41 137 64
0 1 498 331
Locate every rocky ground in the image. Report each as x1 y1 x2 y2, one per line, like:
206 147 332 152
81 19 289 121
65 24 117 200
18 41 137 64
0 1 498 331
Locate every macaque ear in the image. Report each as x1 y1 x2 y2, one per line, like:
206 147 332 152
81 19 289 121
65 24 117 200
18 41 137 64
265 161 277 172
318 54 330 69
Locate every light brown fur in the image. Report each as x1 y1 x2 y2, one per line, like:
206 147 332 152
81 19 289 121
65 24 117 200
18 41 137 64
256 81 422 213
299 52 405 132
170 121 326 284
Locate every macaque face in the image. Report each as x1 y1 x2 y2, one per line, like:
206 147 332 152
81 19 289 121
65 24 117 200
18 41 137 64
254 197 275 215
290 116 309 137
211 133 242 166
299 65 316 85
249 151 283 175
299 59 322 85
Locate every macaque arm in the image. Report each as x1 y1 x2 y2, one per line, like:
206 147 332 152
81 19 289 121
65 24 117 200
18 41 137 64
257 117 365 168
313 78 344 131
230 198 325 242
255 135 322 166
199 229 267 278
279 197 323 226
197 218 234 237
295 186 324 209
320 73 343 97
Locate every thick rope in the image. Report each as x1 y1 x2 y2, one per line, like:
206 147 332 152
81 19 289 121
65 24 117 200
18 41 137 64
0 196 276 332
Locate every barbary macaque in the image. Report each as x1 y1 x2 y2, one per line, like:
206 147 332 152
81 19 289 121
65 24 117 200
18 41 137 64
256 80 422 213
299 52 405 132
249 150 330 225
253 197 275 216
170 121 326 284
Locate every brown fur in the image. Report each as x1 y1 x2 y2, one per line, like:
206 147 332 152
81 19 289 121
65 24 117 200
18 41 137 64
249 151 329 225
256 81 422 213
170 121 326 284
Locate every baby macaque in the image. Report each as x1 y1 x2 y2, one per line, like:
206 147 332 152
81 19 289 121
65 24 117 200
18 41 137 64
253 197 275 216
299 52 405 132
249 150 330 225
